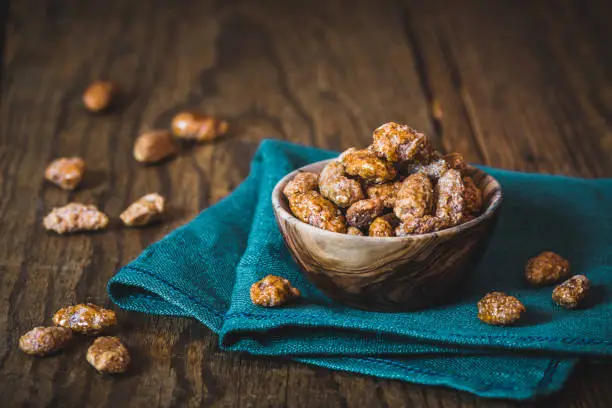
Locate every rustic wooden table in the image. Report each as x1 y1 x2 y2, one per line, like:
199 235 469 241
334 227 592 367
1 0 611 407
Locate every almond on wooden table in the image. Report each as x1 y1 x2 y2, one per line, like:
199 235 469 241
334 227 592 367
82 80 118 112
44 157 85 190
52 303 117 335
43 203 109 234
19 327 73 356
133 130 178 163
120 193 165 227
86 336 130 374
171 111 228 142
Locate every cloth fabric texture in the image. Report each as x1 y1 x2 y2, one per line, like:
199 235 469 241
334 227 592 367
108 139 612 400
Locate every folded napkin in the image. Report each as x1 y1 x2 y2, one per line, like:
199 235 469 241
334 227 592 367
108 139 612 400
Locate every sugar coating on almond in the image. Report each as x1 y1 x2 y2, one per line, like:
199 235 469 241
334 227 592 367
44 157 85 190
120 193 165 227
19 326 73 356
43 203 109 234
86 336 130 374
250 275 300 307
52 303 117 335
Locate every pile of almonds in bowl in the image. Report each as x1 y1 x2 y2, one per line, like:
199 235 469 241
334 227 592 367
282 122 481 238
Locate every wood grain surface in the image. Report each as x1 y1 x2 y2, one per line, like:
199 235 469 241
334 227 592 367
1 0 611 407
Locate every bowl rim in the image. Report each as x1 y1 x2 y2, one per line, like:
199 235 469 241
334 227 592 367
271 158 503 242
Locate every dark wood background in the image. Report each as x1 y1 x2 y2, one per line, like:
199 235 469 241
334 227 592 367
1 0 611 407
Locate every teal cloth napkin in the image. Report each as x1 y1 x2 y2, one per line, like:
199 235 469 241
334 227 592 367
108 139 612 400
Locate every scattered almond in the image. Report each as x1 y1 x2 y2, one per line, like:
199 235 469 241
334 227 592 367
43 203 109 234
171 111 228 142
44 157 85 190
19 327 73 356
133 130 177 163
120 193 165 227
86 336 130 374
83 80 118 112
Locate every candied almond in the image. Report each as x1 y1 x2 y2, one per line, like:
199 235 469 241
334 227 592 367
347 226 365 236
250 275 300 307
171 111 228 142
120 193 165 227
283 172 319 198
87 336 130 374
463 177 483 216
44 157 85 190
443 152 467 174
83 80 118 112
133 130 177 163
553 275 590 309
288 190 347 233
340 148 396 184
395 215 446 236
346 198 384 229
477 292 525 326
371 122 430 163
525 251 570 286
366 181 401 208
319 161 364 208
19 327 73 357
43 203 109 234
394 173 434 221
435 169 465 227
369 214 399 237
53 303 117 335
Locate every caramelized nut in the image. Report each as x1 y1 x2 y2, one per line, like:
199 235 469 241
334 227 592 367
86 337 130 374
346 198 384 229
288 190 347 233
44 157 85 190
394 173 434 221
171 111 228 142
283 172 319 199
369 214 399 237
553 275 590 309
250 275 300 307
395 215 445 236
444 152 467 174
525 251 570 286
133 130 177 163
53 303 117 335
347 226 365 236
477 292 525 326
340 148 397 184
120 193 165 227
371 122 430 163
463 177 483 216
411 158 449 180
83 80 118 112
319 161 364 208
19 327 73 356
365 181 401 208
43 203 109 234
435 169 465 227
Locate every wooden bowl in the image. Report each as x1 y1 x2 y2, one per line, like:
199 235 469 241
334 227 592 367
271 159 503 312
